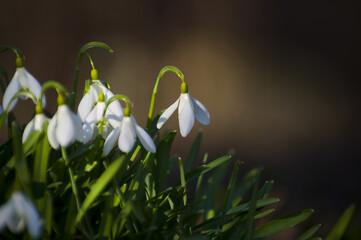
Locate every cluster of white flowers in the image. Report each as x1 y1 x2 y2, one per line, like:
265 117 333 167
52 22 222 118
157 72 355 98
0 55 210 238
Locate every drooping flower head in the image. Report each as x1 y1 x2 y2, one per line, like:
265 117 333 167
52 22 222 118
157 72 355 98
78 69 123 143
157 82 210 137
103 103 156 155
47 93 83 149
22 103 49 143
2 57 45 112
0 191 41 238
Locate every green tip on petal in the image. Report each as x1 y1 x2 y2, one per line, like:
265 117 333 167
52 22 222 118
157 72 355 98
124 106 130 117
15 57 24 68
181 82 188 94
35 103 43 114
98 91 105 102
57 94 66 106
91 68 99 80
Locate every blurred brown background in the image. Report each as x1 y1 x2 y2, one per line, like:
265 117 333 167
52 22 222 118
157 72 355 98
1 0 360 237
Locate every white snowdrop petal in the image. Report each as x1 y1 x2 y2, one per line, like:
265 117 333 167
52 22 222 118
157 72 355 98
0 203 13 232
56 105 78 147
7 216 25 233
21 197 41 238
47 115 59 149
82 107 97 143
157 97 180 129
191 97 210 125
2 71 21 111
73 112 84 142
118 117 136 153
77 92 94 122
134 121 156 153
103 127 120 156
178 94 195 137
22 118 35 143
34 114 48 130
23 68 45 107
101 123 113 140
106 107 123 128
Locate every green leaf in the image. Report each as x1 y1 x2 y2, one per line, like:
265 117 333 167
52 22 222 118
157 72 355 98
254 208 276 220
297 224 322 240
184 131 202 173
326 204 355 240
245 168 260 240
0 111 7 132
173 154 232 186
254 209 314 238
178 157 187 205
76 155 127 224
12 121 31 195
154 131 177 192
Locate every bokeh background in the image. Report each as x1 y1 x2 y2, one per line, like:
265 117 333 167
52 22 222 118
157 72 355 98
1 1 360 238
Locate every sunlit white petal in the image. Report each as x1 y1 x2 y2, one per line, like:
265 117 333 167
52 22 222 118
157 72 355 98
78 92 94 122
178 94 195 137
2 71 21 111
55 105 83 147
133 119 156 153
118 117 136 153
103 127 120 156
21 195 41 238
21 68 45 107
34 114 48 130
47 114 59 149
22 118 35 143
157 97 180 129
0 202 13 232
191 97 210 125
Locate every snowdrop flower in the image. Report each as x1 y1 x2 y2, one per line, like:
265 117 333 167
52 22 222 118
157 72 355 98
78 69 123 129
157 82 210 137
82 91 107 143
0 105 4 115
22 104 49 143
0 191 41 238
103 106 156 155
47 94 83 149
2 57 45 111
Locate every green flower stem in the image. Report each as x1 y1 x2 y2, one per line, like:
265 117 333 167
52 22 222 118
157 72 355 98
61 147 94 239
0 45 24 59
218 161 243 233
72 41 113 109
40 81 68 106
146 66 184 129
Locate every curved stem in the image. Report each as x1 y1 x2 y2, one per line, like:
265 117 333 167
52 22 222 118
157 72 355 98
146 66 184 129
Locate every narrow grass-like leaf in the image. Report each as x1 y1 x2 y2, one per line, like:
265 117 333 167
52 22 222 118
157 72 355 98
12 121 31 196
254 209 314 238
76 154 127 224
184 131 202 173
245 168 260 240
297 224 322 240
254 208 276 220
194 198 280 230
154 131 177 192
178 157 187 206
219 161 242 232
173 155 232 186
0 111 7 132
325 204 355 240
